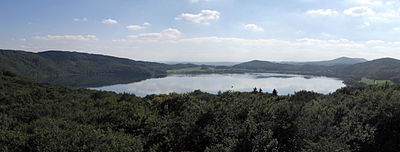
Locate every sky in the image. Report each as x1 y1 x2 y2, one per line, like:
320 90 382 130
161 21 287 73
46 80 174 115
1 0 400 62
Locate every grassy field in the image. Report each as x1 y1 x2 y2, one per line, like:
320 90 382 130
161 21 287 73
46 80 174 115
361 77 393 85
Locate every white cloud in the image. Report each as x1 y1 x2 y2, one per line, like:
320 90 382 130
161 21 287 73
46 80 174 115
382 11 397 17
296 38 326 44
110 36 392 61
73 17 88 22
126 25 146 30
189 0 209 3
126 22 151 30
368 11 400 22
26 34 400 62
102 18 118 24
244 24 264 32
33 35 99 41
19 38 26 41
354 0 383 6
328 38 349 43
176 10 220 24
320 32 333 38
86 35 98 40
178 37 291 47
121 28 182 42
344 6 374 16
366 40 385 44
363 22 371 27
385 1 394 5
393 27 400 31
128 33 162 39
161 28 182 39
306 9 338 15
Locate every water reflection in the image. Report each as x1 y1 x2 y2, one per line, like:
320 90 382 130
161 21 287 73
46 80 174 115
91 73 345 97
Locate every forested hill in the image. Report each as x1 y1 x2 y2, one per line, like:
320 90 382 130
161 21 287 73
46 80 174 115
306 57 367 65
280 57 367 66
339 58 400 82
0 49 172 87
1 67 400 151
232 60 292 70
234 58 400 84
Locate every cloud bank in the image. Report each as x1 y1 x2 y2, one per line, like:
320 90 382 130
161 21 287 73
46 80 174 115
176 10 220 25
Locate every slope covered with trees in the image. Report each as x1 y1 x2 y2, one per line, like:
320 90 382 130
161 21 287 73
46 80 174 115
280 57 367 66
231 60 330 75
1 68 400 151
0 49 171 87
234 58 400 85
338 58 400 83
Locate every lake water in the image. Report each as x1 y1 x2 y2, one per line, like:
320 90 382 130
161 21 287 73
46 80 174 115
91 73 345 96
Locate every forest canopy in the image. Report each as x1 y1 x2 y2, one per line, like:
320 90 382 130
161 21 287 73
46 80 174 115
1 68 400 151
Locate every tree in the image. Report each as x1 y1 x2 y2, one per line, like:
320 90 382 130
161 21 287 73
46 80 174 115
252 87 258 94
259 88 263 93
272 89 278 96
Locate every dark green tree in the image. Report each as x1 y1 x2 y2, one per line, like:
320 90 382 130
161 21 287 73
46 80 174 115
272 89 278 96
252 87 258 94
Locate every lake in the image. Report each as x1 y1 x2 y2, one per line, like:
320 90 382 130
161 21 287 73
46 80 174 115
91 73 345 96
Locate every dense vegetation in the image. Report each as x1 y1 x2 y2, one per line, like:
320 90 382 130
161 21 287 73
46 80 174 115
337 58 400 84
1 68 400 151
0 49 173 87
231 58 400 85
279 57 367 66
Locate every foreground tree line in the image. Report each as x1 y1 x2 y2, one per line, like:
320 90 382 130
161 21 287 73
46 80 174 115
1 68 400 152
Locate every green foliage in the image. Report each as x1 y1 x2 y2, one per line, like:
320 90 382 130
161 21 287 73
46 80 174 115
232 58 400 85
0 49 171 87
1 68 400 151
272 89 278 96
361 77 393 85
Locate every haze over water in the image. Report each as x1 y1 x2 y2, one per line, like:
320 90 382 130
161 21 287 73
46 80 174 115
92 73 345 97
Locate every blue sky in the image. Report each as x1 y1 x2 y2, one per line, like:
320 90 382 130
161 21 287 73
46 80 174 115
1 0 400 62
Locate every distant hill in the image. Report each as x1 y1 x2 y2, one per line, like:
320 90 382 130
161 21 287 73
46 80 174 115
338 58 400 82
233 57 368 72
231 58 400 84
163 61 240 66
233 60 291 70
280 57 367 66
0 49 170 87
232 60 329 75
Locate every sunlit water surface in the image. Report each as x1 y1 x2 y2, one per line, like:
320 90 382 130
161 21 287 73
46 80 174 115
91 73 345 96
